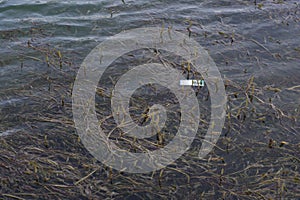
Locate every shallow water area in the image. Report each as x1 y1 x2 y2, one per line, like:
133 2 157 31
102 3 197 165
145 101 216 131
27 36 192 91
0 0 299 199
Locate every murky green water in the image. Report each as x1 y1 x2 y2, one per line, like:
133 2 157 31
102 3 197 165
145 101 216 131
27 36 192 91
0 0 299 199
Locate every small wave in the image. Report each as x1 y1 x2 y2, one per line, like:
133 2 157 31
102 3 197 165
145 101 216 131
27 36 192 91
0 97 28 106
0 128 21 136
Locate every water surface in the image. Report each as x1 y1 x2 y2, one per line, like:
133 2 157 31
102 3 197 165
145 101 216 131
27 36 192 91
0 0 299 199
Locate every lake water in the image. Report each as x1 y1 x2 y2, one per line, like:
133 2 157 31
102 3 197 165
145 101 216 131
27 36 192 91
0 0 299 199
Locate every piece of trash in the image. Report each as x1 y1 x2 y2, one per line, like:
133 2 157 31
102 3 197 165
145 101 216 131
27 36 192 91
180 80 205 87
